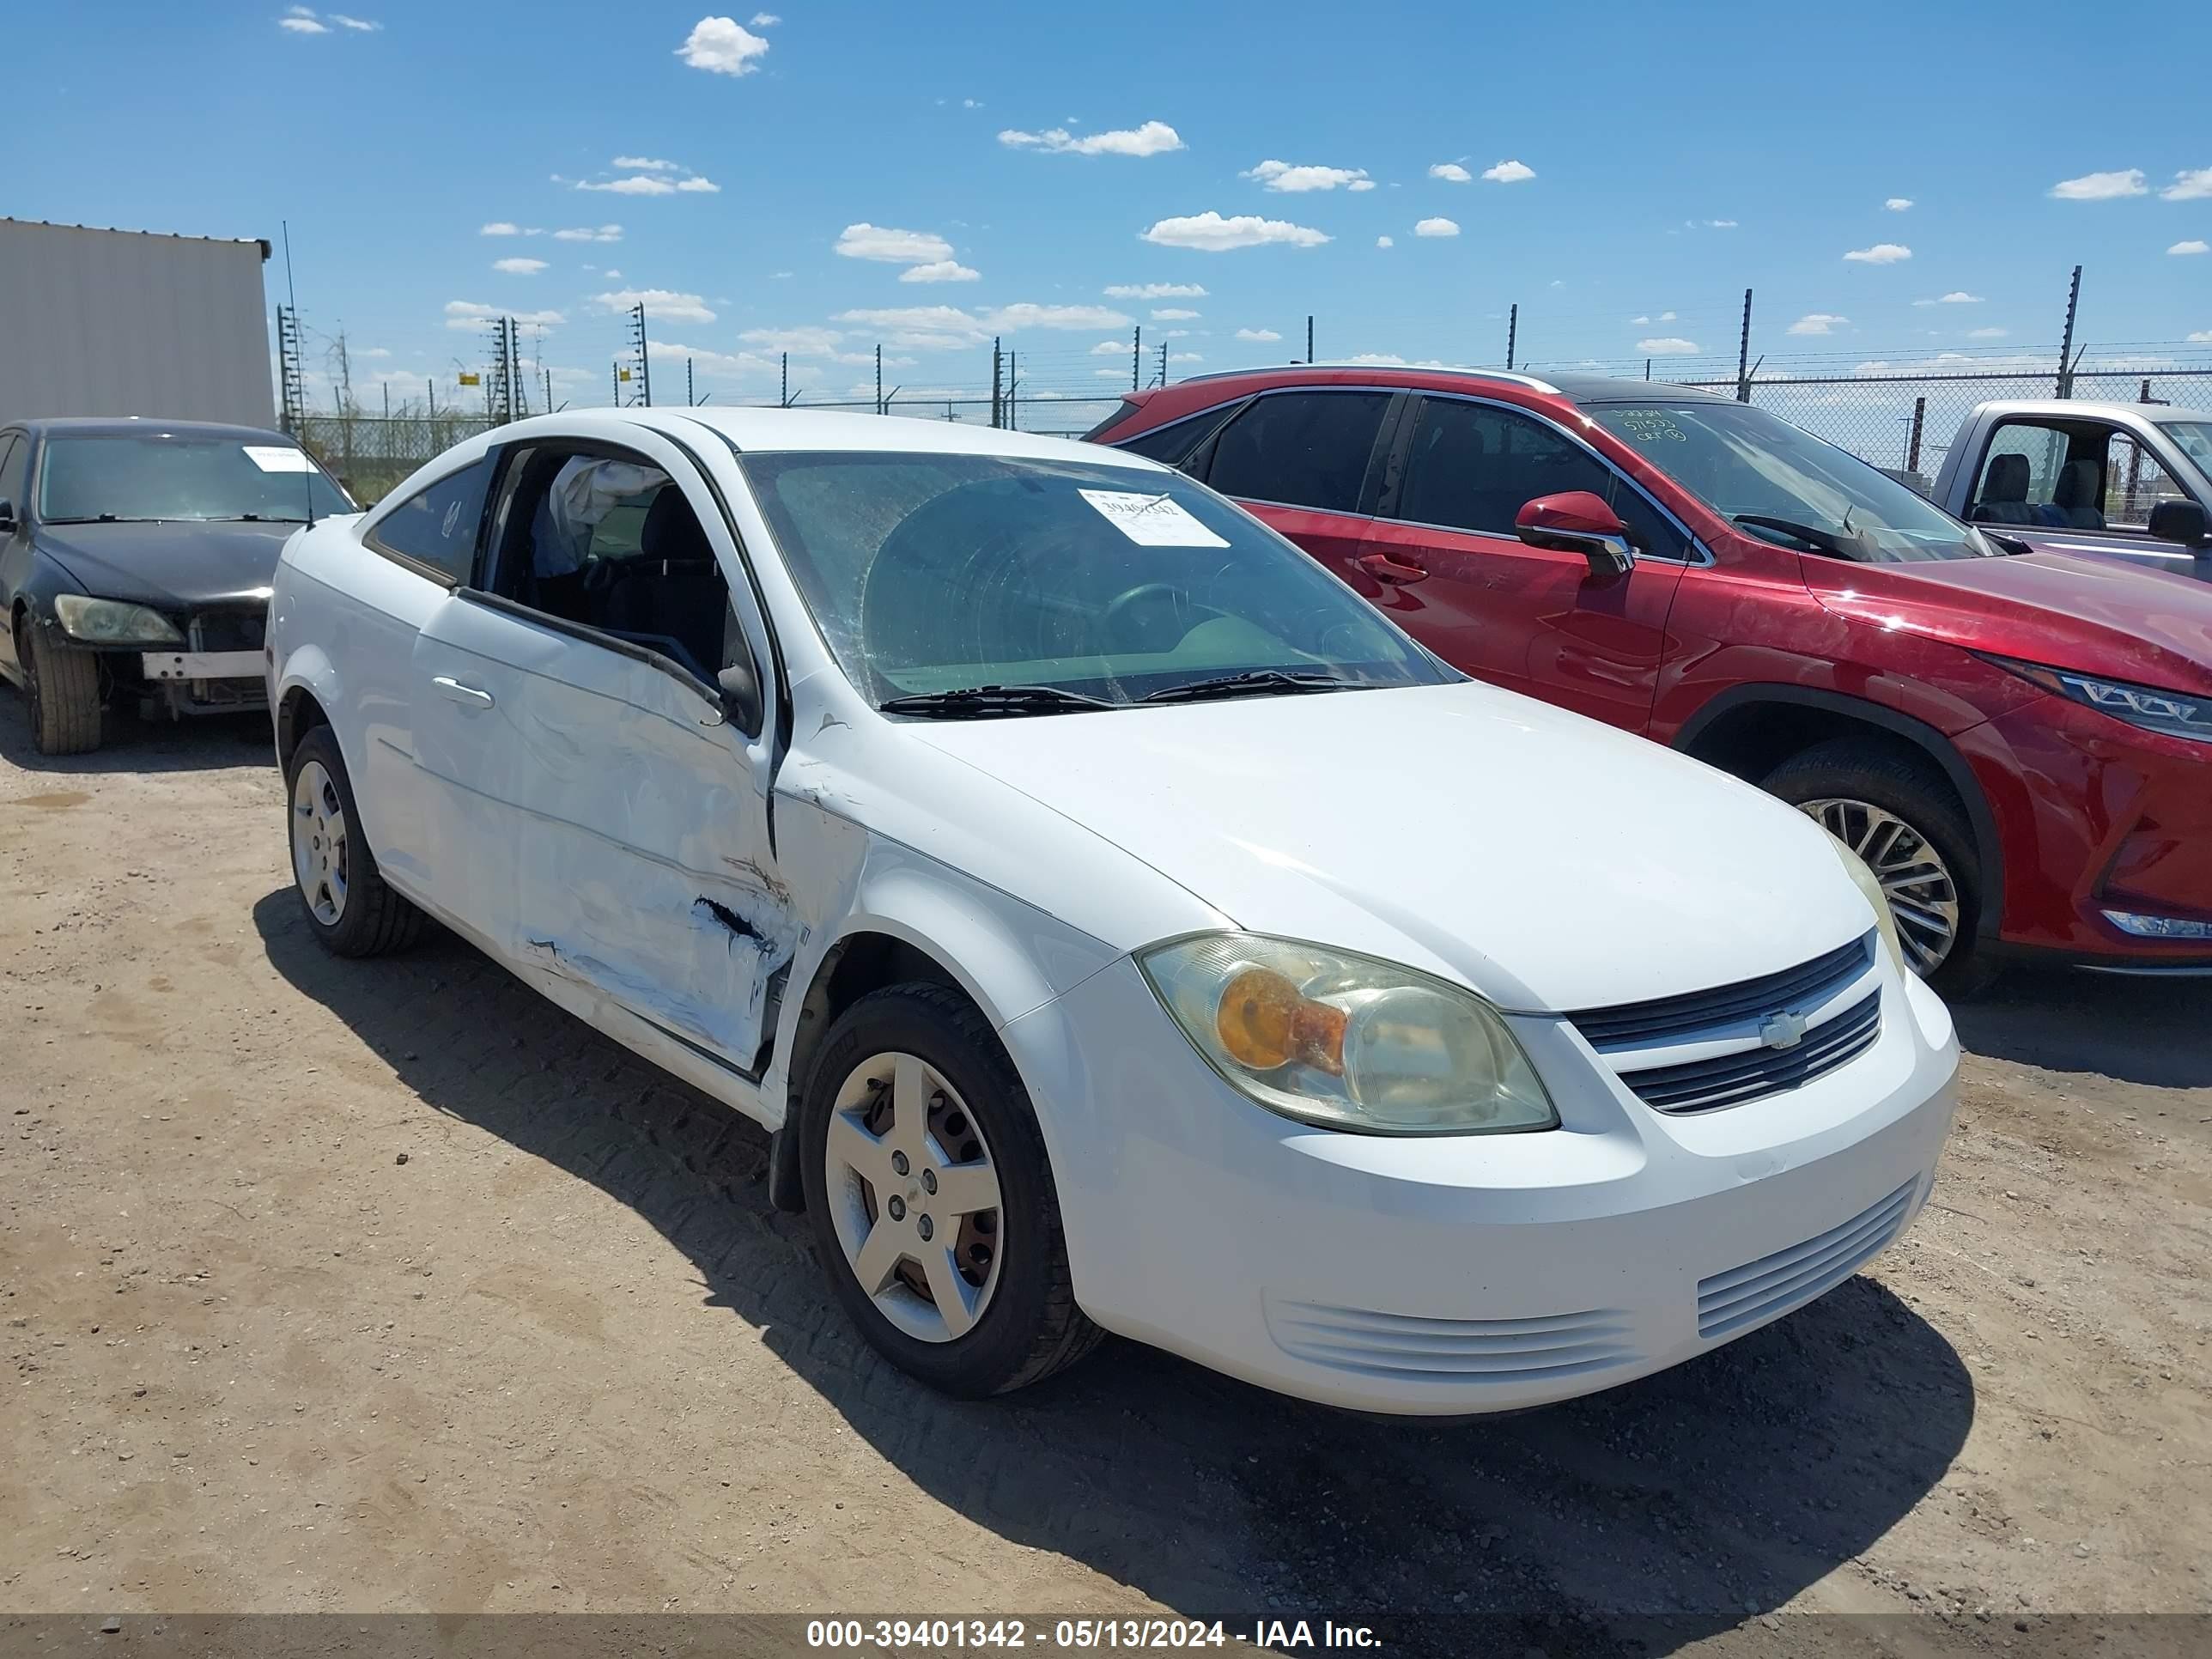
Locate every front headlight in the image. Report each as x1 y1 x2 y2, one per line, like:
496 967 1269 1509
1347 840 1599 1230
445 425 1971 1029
1825 835 1909 978
1984 653 2212 745
1138 933 1559 1135
52 594 185 646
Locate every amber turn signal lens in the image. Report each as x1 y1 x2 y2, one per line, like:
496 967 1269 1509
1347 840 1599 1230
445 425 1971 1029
1215 967 1347 1076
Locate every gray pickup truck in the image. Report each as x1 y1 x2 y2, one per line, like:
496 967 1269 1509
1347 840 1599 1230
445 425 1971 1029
1928 399 2212 580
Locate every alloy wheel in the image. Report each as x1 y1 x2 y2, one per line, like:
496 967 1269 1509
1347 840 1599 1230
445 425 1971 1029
290 758 351 927
822 1051 1005 1343
1797 797 1960 976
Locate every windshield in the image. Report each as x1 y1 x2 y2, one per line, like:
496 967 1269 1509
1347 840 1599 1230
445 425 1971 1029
37 434 355 525
2161 421 2212 478
1589 400 2002 563
737 450 1449 708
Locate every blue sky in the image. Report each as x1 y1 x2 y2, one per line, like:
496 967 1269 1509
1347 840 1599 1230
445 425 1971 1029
11 0 2211 417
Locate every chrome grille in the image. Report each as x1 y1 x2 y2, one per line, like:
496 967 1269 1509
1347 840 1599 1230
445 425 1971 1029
1569 933 1873 1048
1616 990 1881 1113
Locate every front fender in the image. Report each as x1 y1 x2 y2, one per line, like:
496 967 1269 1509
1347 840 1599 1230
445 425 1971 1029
270 640 346 774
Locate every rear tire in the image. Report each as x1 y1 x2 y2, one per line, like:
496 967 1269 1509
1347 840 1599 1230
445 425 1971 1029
799 982 1102 1397
283 725 424 957
19 616 104 756
1762 738 2000 996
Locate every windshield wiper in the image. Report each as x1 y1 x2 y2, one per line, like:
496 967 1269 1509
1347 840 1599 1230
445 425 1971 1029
1141 669 1360 704
204 514 307 523
1734 514 1867 561
40 514 173 525
878 684 1116 719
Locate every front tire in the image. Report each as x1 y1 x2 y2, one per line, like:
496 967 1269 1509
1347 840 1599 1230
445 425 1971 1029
19 616 104 756
1763 738 1999 995
284 725 424 957
798 983 1101 1396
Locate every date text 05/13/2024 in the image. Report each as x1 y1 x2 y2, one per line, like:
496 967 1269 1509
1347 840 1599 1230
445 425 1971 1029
803 1618 1383 1650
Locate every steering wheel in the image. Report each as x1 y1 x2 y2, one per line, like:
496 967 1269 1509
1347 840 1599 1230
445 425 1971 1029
1101 582 1194 653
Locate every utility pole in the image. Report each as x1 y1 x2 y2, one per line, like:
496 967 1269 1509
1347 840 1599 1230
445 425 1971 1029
686 356 696 407
544 367 554 412
275 305 307 434
1736 289 1754 402
1906 396 1927 474
781 352 790 407
990 338 1002 428
611 361 620 405
1006 350 1018 431
876 343 884 414
1158 338 1169 388
1506 304 1517 372
1133 325 1141 392
1306 315 1315 364
2057 264 2083 398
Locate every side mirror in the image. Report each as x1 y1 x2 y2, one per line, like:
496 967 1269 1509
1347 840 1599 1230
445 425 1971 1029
1516 490 1636 579
716 658 763 738
2148 499 2210 548
0 499 15 532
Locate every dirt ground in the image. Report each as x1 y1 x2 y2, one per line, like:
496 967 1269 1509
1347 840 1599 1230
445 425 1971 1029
2 700 2208 1656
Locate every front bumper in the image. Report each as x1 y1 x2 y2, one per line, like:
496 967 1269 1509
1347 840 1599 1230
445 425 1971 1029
1966 696 2212 968
1005 955 1959 1415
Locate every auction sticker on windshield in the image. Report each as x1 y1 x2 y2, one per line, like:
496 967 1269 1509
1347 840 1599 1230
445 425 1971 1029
243 446 315 472
1079 488 1230 548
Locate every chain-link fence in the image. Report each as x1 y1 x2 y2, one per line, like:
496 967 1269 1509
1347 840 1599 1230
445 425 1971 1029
1659 367 2212 490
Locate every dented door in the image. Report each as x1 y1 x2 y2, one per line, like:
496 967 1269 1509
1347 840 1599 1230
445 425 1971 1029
410 592 793 1074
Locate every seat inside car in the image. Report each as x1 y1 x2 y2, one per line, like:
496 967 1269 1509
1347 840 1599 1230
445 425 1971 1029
596 484 731 680
1973 453 2043 526
2052 457 2107 529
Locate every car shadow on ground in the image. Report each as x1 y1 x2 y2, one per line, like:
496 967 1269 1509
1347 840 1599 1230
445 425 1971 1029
1956 963 2212 1090
0 688 273 775
254 890 1972 1654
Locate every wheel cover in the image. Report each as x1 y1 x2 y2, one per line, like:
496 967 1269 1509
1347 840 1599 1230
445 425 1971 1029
290 759 350 927
823 1052 1005 1344
1797 797 1961 976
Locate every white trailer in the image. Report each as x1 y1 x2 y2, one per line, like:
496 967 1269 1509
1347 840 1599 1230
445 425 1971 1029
0 217 276 428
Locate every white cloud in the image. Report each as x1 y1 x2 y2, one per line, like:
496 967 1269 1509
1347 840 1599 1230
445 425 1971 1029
1967 326 2008 339
2171 240 2210 256
998 121 1184 157
552 224 623 242
613 155 679 172
1413 216 1459 237
593 287 716 324
1885 197 1914 211
1235 327 1282 342
1480 160 1534 184
1912 290 1984 305
836 222 955 263
2191 330 2212 343
676 176 719 193
1242 160 1376 192
359 346 391 358
493 257 548 275
989 303 1133 331
1843 242 1911 264
571 171 720 196
1344 353 1407 366
331 13 380 27
2163 168 2212 202
1140 211 1329 251
603 269 622 279
278 8 327 32
831 302 1129 349
678 15 769 76
445 301 564 330
1787 313 1848 336
1151 307 1199 320
1638 337 1701 355
738 325 844 355
1103 282 1206 299
1095 368 1132 379
899 260 980 283
963 97 981 108
750 10 780 22
1686 217 1740 229
1428 162 1472 182
1090 340 1128 356
481 222 521 236
2048 168 2147 200
1628 311 1678 325
1169 352 1202 363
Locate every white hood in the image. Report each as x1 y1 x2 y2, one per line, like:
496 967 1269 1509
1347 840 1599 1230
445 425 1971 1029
908 682 1876 1012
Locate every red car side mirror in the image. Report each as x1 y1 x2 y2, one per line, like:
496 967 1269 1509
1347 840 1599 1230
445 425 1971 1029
1516 490 1636 580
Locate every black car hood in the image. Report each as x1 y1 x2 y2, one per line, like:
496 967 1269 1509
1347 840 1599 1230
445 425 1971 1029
33 520 294 611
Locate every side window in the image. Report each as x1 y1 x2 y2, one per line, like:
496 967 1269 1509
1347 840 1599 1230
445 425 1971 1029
368 456 495 583
1396 398 1686 558
2105 435 2190 529
1116 403 1242 468
0 435 27 518
1972 422 2093 528
1206 391 1392 514
487 447 736 687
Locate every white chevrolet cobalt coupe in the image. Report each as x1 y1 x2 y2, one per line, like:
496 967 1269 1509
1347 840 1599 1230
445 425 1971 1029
268 409 1959 1413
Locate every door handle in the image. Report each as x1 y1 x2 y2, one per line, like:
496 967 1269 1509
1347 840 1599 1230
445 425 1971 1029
432 676 495 708
1355 550 1430 585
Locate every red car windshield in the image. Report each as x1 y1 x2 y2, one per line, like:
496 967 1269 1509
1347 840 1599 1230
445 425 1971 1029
1589 400 2002 563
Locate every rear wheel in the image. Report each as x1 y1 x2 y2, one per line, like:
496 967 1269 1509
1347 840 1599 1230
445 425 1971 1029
18 615 104 756
1762 738 1998 995
284 725 424 957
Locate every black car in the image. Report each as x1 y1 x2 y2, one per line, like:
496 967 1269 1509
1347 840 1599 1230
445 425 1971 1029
0 417 353 753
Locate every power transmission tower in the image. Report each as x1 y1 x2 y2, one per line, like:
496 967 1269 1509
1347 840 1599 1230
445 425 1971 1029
276 305 307 434
625 302 651 405
1158 338 1169 387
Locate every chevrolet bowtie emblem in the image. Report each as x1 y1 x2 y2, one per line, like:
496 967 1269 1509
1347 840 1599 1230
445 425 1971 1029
1760 1009 1811 1050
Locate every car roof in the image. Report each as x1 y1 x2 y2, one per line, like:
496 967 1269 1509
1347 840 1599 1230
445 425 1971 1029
529 405 1177 466
14 416 297 443
1143 364 1738 410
